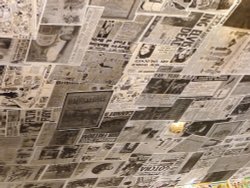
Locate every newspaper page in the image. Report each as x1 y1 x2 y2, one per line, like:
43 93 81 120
81 51 131 85
107 73 153 111
79 111 132 143
58 91 112 129
137 0 191 16
136 77 191 106
223 38 250 74
0 38 31 65
68 6 104 65
81 143 114 162
128 42 178 71
47 81 112 107
136 152 189 176
0 65 54 108
181 75 229 97
23 181 65 188
223 0 250 30
117 120 173 143
105 142 140 161
26 25 81 64
135 67 190 107
229 95 250 120
0 1 37 38
41 163 78 179
41 0 88 25
231 75 250 96
27 4 103 66
169 13 224 65
181 96 242 121
73 161 125 178
65 178 97 188
88 15 152 54
188 0 239 14
90 0 140 20
131 98 193 121
142 13 203 45
182 27 250 75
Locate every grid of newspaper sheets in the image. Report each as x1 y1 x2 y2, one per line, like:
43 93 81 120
0 0 250 187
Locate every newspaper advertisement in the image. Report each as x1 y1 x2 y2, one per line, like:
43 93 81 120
58 91 112 129
47 81 111 108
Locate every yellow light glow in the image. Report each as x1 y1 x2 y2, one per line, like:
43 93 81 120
169 122 185 134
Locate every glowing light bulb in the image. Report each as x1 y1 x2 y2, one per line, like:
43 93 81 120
169 122 185 134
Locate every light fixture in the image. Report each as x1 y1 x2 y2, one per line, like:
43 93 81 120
169 122 185 134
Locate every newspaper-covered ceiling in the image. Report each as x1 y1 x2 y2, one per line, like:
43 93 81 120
0 0 249 187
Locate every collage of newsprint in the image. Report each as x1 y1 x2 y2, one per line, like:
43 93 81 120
0 0 250 188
